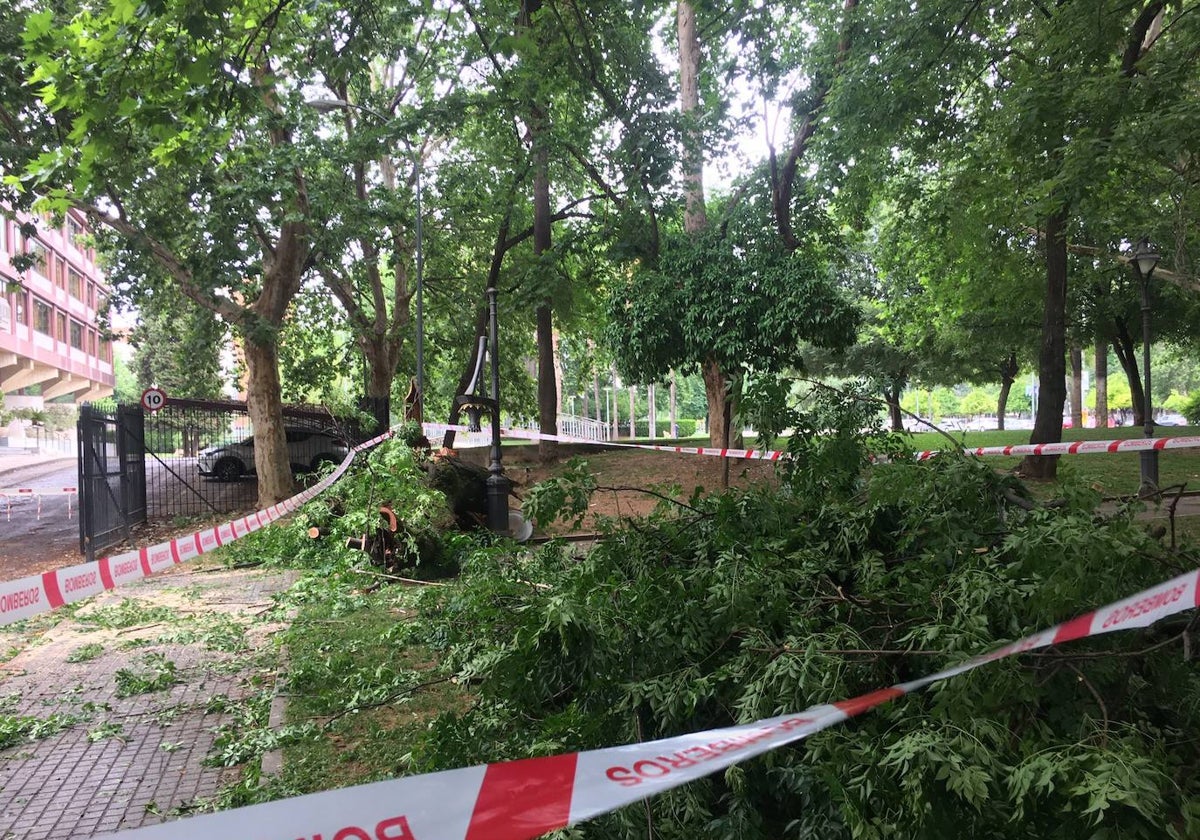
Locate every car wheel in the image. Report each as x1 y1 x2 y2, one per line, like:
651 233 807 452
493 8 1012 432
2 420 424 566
214 458 243 482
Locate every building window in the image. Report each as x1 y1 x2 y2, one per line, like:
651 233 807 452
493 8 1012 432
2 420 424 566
67 216 86 247
0 297 9 332
56 311 66 342
70 319 83 349
88 328 97 356
34 298 52 334
14 293 25 326
68 269 82 299
29 241 48 277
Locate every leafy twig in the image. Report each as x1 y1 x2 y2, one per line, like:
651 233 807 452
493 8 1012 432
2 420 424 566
350 567 447 586
1066 662 1109 747
594 485 704 513
319 675 456 728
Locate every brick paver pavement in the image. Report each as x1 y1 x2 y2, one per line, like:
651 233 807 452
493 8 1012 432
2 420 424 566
0 566 296 839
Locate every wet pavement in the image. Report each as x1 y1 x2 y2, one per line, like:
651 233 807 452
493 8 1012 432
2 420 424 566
0 565 297 839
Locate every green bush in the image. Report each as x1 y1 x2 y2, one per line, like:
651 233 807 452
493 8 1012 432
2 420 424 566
408 386 1200 839
633 418 697 437
1181 391 1200 425
219 438 456 578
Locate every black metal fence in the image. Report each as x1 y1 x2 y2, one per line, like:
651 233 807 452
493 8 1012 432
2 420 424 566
78 402 147 559
141 398 381 519
78 396 390 555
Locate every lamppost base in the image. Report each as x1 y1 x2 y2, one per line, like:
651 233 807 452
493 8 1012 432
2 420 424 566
486 472 511 534
1139 449 1159 497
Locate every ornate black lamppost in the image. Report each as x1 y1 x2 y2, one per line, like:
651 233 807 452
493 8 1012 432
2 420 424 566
1130 237 1161 494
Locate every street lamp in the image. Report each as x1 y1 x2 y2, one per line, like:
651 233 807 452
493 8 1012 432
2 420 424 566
306 97 424 420
1130 237 1161 494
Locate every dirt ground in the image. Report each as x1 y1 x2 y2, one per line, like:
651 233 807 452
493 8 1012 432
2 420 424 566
501 445 779 532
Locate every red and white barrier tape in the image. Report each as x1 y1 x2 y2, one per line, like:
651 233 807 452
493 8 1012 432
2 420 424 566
0 431 393 627
428 422 1200 463
100 563 1200 840
425 423 790 460
916 434 1200 460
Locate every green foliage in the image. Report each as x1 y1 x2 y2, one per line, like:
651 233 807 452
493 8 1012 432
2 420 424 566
607 225 860 385
66 643 104 663
114 653 178 698
0 713 77 750
409 389 1200 838
219 438 453 578
633 418 697 438
87 721 126 743
524 457 598 529
130 291 226 399
77 600 179 629
1181 391 1200 426
205 691 318 770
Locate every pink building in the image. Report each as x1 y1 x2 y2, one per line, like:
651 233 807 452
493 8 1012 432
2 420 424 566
0 209 115 407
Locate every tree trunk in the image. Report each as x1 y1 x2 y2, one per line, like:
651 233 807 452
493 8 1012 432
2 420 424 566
669 370 678 437
552 328 564 417
679 1 733 447
440 306 488 451
628 386 636 437
361 334 395 399
996 351 1018 431
1112 318 1145 426
1070 344 1083 428
593 367 602 425
886 382 903 432
678 1 706 237
648 383 656 439
1020 208 1070 479
610 362 620 439
1095 338 1109 428
702 356 733 447
536 304 557 458
533 140 557 461
242 336 294 504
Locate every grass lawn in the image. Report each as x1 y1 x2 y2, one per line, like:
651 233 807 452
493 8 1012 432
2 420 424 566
624 425 1200 498
901 425 1200 497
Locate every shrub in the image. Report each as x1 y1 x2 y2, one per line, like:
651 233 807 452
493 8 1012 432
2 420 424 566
633 418 697 437
1181 391 1200 425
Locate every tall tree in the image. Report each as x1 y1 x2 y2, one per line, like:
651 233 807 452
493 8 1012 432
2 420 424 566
10 1 328 503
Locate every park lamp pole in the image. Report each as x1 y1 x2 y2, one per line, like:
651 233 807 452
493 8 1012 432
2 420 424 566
306 98 424 420
1130 237 1161 495
484 283 511 532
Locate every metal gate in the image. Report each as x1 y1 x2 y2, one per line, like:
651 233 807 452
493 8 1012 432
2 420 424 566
78 396 390 556
77 402 147 559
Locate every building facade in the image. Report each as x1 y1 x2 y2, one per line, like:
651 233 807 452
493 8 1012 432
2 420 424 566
0 209 114 409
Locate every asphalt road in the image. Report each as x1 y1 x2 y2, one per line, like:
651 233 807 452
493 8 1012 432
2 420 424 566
0 460 81 577
0 456 259 578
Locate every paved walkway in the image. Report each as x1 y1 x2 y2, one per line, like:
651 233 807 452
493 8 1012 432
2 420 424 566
0 565 297 839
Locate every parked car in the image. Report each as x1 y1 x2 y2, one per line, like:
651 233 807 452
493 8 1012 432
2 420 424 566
198 426 349 481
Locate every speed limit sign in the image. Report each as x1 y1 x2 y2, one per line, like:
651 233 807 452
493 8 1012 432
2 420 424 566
141 387 168 412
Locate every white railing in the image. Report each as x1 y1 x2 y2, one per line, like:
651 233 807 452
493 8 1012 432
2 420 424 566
511 415 611 442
